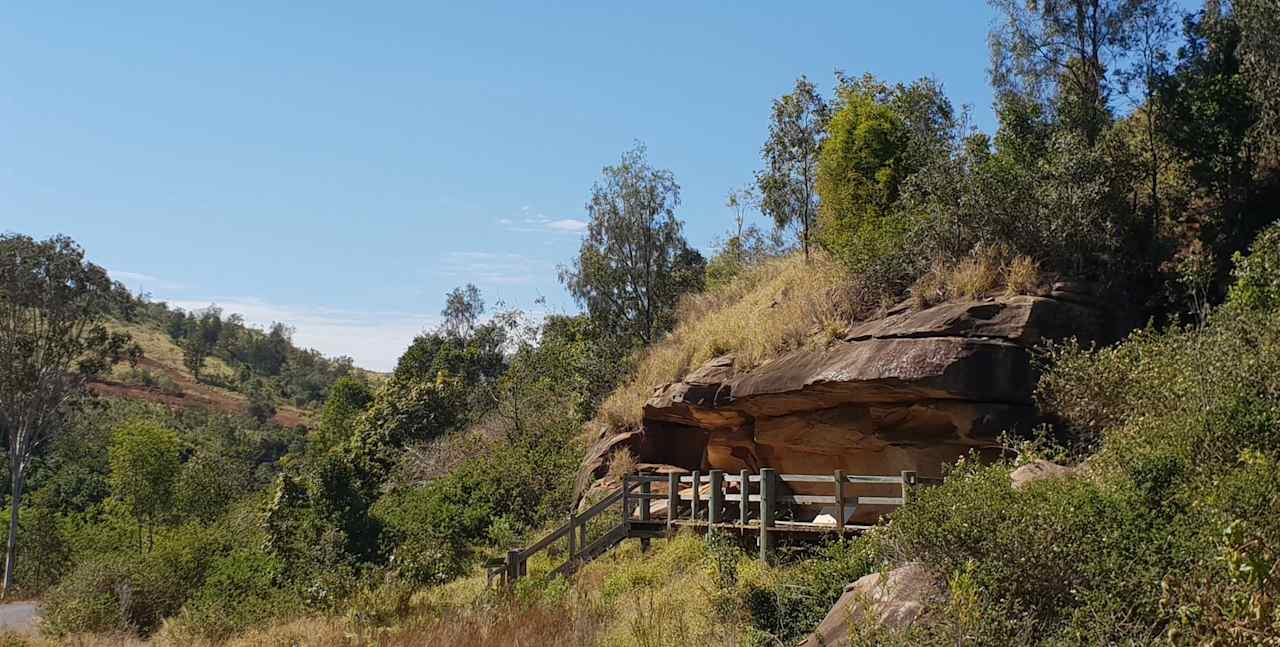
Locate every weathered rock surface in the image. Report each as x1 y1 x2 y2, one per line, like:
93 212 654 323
577 293 1127 514
1010 459 1077 490
801 563 938 646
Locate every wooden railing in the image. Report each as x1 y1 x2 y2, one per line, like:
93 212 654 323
488 468 935 588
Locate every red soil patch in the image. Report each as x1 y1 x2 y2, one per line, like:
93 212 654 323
90 357 309 428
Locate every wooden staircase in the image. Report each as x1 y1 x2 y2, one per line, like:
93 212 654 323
488 468 935 588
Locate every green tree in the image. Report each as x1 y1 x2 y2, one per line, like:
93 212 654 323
559 143 705 347
395 287 507 386
245 379 276 425
181 307 223 382
174 449 241 523
1159 6 1266 281
0 233 139 595
108 419 180 553
314 376 373 453
756 76 831 260
987 0 1156 144
1227 220 1280 311
1236 0 1280 156
440 284 484 338
706 186 780 290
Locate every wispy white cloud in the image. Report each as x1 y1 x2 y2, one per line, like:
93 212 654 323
111 270 187 291
438 251 542 285
168 297 434 372
497 206 589 234
545 218 588 232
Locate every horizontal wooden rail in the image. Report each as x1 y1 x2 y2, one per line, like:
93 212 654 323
494 468 933 588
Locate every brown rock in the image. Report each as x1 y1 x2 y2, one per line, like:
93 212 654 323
802 563 938 646
577 292 1129 507
1010 460 1076 490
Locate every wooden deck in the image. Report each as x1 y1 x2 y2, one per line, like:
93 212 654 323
489 468 938 588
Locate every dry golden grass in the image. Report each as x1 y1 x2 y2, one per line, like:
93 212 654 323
910 246 1046 309
598 253 870 430
604 447 638 485
1003 255 1041 296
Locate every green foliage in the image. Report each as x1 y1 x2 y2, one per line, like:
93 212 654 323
108 419 180 552
1227 220 1280 311
179 307 222 381
349 375 467 482
374 428 580 585
394 325 507 387
0 233 141 591
10 502 71 595
757 76 831 259
1159 6 1272 274
167 547 297 641
815 85 913 273
738 539 879 644
245 378 277 424
561 143 706 347
314 375 373 453
163 303 352 407
174 449 241 523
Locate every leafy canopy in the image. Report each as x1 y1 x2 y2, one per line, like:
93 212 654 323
560 143 705 347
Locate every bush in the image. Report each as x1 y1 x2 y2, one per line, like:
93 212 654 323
1227 219 1280 311
42 556 136 636
161 547 296 642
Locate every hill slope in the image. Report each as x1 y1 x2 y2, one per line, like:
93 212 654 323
93 320 312 427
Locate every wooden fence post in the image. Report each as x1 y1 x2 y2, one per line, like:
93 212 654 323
900 470 917 505
690 470 701 523
739 468 750 525
667 472 678 532
759 468 776 564
621 475 631 520
834 469 846 537
506 548 521 588
568 511 577 561
639 480 652 552
708 470 723 533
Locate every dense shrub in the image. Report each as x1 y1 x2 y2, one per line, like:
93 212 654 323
1228 220 1280 311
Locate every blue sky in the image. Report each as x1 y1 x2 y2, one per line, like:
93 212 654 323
2 2 1009 370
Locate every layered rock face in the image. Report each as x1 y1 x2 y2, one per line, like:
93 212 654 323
578 287 1127 514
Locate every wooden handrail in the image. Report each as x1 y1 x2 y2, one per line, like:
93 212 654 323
495 469 938 588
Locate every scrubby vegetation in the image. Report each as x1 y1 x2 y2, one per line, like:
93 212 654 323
4 0 1280 645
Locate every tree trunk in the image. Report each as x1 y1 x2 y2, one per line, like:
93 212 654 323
2 464 24 598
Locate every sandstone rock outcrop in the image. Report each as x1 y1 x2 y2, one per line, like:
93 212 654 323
578 292 1127 514
1009 459 1077 490
801 562 939 646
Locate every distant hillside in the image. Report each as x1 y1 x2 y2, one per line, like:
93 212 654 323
92 319 312 426
91 298 386 427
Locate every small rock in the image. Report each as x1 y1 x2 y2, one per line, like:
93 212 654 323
801 562 937 646
1009 459 1075 490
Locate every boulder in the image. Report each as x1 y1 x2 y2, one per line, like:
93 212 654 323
801 563 938 646
577 292 1128 515
1010 460 1076 490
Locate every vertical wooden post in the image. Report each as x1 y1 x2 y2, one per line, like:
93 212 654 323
901 470 917 505
667 472 678 532
739 468 750 525
506 548 521 588
639 480 652 552
567 511 577 561
690 470 701 523
834 469 846 537
708 470 723 533
759 468 776 564
622 476 633 543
